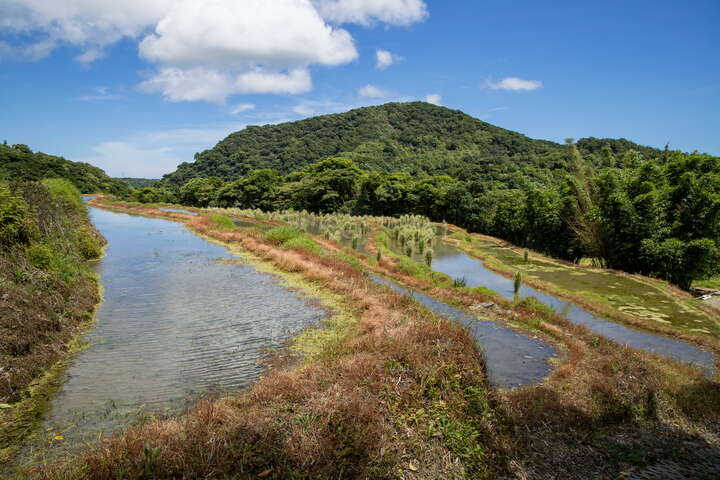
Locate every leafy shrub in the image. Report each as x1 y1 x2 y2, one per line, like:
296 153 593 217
263 226 302 245
516 296 555 318
0 183 37 247
27 243 54 270
76 226 102 259
281 236 321 254
209 214 236 231
42 178 84 212
463 285 497 297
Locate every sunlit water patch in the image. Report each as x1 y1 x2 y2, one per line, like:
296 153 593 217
21 207 326 462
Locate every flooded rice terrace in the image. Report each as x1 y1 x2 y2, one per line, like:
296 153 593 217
23 207 326 461
430 241 716 375
369 275 556 388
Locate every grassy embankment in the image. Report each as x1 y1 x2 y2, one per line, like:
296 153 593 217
0 180 104 464
440 229 720 352
27 198 720 480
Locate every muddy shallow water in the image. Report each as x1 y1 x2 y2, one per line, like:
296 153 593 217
431 242 716 375
22 207 326 462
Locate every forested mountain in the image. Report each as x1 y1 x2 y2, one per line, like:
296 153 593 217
117 177 159 188
0 143 131 196
162 103 562 186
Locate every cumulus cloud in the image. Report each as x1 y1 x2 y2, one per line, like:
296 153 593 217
140 1 356 69
231 103 256 115
314 0 428 26
139 67 313 103
489 77 543 91
358 84 390 98
375 49 399 70
424 93 442 105
2 0 428 102
0 0 173 62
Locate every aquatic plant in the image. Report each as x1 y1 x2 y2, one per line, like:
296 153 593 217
263 226 302 245
281 236 321 254
514 271 522 296
453 277 468 288
425 250 433 267
209 214 236 231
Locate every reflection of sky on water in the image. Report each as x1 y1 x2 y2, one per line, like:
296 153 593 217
26 207 325 461
431 242 715 375
370 275 556 388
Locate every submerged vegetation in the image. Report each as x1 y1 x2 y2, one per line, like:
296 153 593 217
0 179 104 462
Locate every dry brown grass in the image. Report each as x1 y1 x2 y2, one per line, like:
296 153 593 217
30 202 511 479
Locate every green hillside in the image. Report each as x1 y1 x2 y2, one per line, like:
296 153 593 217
163 102 559 185
162 102 660 188
117 177 159 189
0 143 131 196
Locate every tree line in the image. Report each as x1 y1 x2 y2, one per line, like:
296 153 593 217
131 144 720 290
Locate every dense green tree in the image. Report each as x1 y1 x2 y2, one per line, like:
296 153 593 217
178 177 224 207
288 158 364 213
214 169 280 209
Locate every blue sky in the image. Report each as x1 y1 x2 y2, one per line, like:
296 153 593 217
1 0 718 178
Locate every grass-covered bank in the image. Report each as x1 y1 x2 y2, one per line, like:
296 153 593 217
0 180 104 463
25 197 719 480
442 229 720 352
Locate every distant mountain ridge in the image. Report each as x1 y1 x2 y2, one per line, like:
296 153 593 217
161 102 659 186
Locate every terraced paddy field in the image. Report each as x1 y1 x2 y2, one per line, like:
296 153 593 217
447 232 720 339
18 200 719 480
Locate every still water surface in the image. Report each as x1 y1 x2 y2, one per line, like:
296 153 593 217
26 207 326 459
370 275 556 388
431 242 716 375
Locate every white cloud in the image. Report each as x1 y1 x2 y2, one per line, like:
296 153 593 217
0 0 174 60
489 77 543 91
2 0 428 103
231 103 256 115
136 0 354 103
424 93 442 105
77 86 123 102
358 84 389 98
139 67 313 103
314 0 428 26
0 38 56 61
375 49 398 70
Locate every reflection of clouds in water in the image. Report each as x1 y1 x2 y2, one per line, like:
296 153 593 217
30 208 325 462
